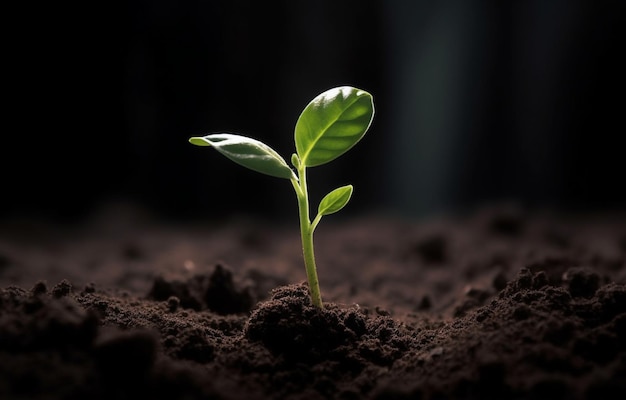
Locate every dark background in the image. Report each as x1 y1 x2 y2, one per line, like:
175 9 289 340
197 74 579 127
3 0 625 224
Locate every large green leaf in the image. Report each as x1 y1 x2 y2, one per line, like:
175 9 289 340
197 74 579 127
295 86 374 167
189 134 296 180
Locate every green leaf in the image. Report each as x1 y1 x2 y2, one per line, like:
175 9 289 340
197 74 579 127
295 86 374 167
189 134 296 180
318 185 353 216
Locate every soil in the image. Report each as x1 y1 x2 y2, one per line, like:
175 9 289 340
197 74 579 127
1 202 625 400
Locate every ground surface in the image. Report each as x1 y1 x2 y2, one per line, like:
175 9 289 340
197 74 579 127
1 203 625 399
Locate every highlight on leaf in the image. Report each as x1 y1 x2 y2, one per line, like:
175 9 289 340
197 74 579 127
295 86 374 167
189 134 296 180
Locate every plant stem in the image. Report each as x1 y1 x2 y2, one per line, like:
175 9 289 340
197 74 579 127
292 166 323 308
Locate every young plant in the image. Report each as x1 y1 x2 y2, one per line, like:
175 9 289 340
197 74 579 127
189 86 374 308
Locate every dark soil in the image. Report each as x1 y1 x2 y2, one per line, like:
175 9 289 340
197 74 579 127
1 203 625 399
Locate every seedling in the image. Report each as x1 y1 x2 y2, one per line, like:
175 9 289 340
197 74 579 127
189 86 374 308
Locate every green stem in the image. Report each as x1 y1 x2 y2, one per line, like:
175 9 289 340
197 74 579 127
291 165 323 308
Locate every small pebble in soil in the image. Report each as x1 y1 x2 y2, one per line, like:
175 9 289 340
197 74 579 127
52 279 72 298
30 280 48 296
167 295 180 312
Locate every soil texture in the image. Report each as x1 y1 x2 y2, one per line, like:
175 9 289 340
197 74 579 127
1 203 625 399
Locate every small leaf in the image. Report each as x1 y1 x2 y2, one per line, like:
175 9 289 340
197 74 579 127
290 153 300 168
189 134 296 180
295 86 374 167
318 185 353 216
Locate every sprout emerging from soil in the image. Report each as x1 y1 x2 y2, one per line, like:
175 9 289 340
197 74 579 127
189 86 375 308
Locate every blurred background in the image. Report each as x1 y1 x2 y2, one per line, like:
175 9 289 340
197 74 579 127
2 0 625 223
